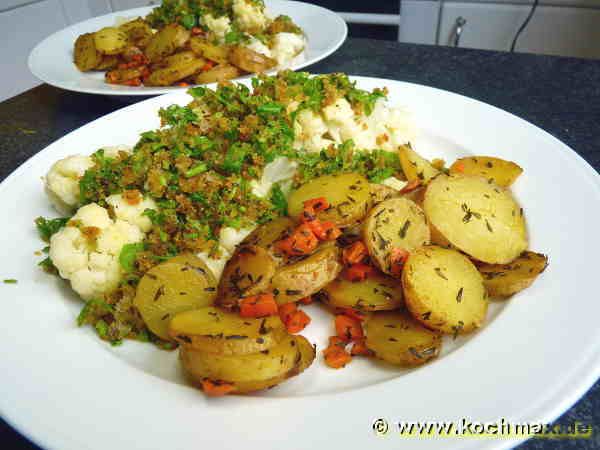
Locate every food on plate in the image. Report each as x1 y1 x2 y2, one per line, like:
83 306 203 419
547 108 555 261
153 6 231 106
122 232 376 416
477 251 548 297
35 71 547 395
364 311 442 366
402 245 488 334
424 173 528 264
449 156 523 187
73 0 305 86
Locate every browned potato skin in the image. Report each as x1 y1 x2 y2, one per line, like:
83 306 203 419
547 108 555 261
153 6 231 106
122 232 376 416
119 18 153 45
398 144 440 185
145 58 206 86
144 24 191 63
365 311 442 366
450 156 523 187
478 251 548 297
229 46 277 73
216 245 277 310
94 55 119 70
74 33 101 71
362 197 430 275
369 183 399 206
270 243 342 304
93 27 129 55
402 245 488 335
105 67 145 83
189 37 231 63
195 64 242 84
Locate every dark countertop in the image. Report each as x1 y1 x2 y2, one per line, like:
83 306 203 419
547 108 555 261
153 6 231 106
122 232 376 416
1 38 599 450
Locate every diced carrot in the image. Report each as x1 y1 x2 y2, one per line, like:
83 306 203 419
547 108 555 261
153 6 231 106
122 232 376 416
350 338 373 356
191 26 204 35
178 82 189 87
323 343 352 369
453 161 465 173
122 77 142 86
337 307 367 322
328 335 346 347
303 197 329 213
202 61 215 72
343 263 375 282
285 309 311 333
342 241 369 265
390 247 410 277
239 293 278 318
298 296 313 305
275 223 318 256
335 315 364 342
278 302 297 323
399 179 421 194
201 379 235 397
306 219 341 241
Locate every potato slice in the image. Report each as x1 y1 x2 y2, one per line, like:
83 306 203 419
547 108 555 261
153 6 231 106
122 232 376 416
144 24 190 63
449 156 523 187
119 18 153 45
145 58 206 86
229 46 277 73
189 37 230 63
478 251 548 297
270 243 342 304
321 272 403 311
424 174 528 264
365 311 442 366
369 183 399 206
363 197 430 275
288 173 371 227
398 144 440 185
134 260 217 340
241 217 295 252
160 50 199 67
74 33 102 71
179 335 299 383
294 335 316 374
216 245 277 310
402 246 488 335
195 64 242 84
169 306 286 355
94 55 119 70
93 27 129 55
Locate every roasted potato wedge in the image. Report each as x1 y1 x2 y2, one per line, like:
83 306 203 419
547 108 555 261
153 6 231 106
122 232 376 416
478 251 548 297
145 58 206 86
450 156 523 187
363 197 430 275
398 144 440 185
271 243 342 304
216 245 277 310
189 37 231 63
424 174 528 264
93 27 128 55
105 67 145 83
169 306 287 355
160 50 200 67
144 23 190 63
288 173 371 227
195 64 242 84
180 335 299 383
403 246 488 335
321 272 403 311
94 55 119 70
119 18 153 45
241 216 295 257
369 183 399 205
294 335 316 374
229 46 277 73
365 311 442 366
74 33 101 71
134 260 217 340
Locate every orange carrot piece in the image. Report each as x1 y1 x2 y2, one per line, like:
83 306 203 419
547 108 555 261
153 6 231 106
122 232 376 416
285 309 311 334
390 247 410 277
335 315 364 342
201 379 235 396
303 197 329 213
399 179 421 194
278 302 297 323
342 241 369 265
306 219 341 241
328 336 346 347
202 61 215 72
191 26 204 35
343 263 375 282
178 82 189 87
350 338 373 356
337 307 367 322
453 161 465 173
323 343 352 369
275 223 318 256
239 293 278 318
298 296 313 305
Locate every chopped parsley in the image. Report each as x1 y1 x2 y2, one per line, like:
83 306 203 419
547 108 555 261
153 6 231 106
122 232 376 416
35 216 69 242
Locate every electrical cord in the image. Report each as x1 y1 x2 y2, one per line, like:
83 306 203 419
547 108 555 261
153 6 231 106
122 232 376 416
510 0 539 52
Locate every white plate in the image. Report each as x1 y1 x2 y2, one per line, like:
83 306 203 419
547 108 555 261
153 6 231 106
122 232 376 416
27 1 347 96
1 77 599 450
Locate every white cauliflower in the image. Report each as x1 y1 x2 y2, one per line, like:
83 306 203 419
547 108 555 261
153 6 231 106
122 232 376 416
106 193 157 233
293 109 335 153
196 248 231 280
49 203 144 301
244 37 272 58
270 32 305 66
101 145 132 159
219 226 255 254
203 14 232 41
44 155 94 215
250 157 298 198
233 0 267 32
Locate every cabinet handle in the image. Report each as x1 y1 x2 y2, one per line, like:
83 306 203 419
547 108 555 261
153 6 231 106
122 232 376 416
452 16 467 47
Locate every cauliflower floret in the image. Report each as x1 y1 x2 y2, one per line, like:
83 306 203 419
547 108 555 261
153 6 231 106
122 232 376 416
106 193 157 233
233 0 267 32
219 226 255 254
49 203 145 300
203 14 232 41
101 145 132 159
44 155 94 215
293 109 335 153
270 32 305 66
244 37 272 58
196 248 231 280
250 157 298 198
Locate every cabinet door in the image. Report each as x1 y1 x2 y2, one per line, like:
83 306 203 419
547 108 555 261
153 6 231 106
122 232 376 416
439 2 600 59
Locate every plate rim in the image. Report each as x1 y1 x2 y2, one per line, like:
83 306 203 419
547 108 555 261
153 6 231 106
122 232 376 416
1 75 599 450
27 0 348 96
